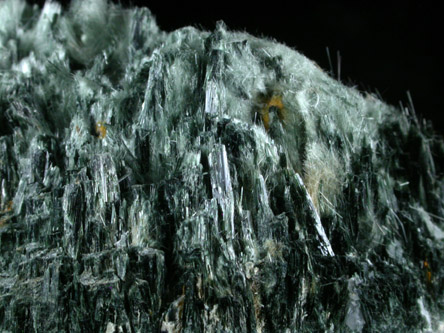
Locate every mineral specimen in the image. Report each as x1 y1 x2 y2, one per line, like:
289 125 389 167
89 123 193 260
0 0 443 332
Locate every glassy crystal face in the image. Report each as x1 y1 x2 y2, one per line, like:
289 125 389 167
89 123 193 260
0 1 443 332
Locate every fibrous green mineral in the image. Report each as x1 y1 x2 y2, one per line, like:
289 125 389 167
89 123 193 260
1 0 443 332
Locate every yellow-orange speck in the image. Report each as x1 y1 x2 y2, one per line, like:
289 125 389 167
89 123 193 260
95 122 107 139
260 95 285 131
0 201 12 214
426 270 432 283
423 260 432 284
5 201 13 212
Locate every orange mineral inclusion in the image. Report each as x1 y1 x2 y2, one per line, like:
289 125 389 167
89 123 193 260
423 260 432 283
95 122 107 139
261 95 285 131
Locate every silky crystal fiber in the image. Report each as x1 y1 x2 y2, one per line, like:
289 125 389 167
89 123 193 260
0 0 443 332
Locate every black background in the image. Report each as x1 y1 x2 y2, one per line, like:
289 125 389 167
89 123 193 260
52 1 444 136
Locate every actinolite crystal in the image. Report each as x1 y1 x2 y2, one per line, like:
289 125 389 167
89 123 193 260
0 0 443 332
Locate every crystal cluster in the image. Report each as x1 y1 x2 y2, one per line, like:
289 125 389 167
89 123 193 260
0 0 443 331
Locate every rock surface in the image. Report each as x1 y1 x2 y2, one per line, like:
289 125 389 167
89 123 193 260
0 0 443 331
